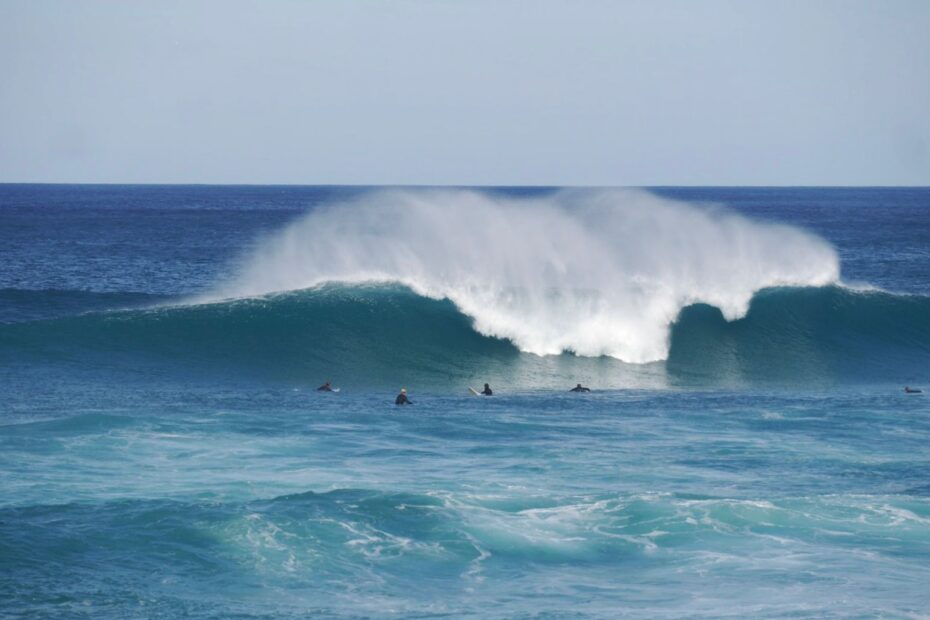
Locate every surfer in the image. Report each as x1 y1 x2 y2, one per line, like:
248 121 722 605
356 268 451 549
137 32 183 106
569 383 591 393
904 386 923 394
481 383 493 396
317 381 334 392
395 388 413 405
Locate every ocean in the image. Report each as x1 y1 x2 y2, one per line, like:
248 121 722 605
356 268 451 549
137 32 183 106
1 185 929 618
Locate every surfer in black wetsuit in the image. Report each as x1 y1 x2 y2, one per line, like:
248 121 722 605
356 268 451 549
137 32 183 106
481 383 493 396
317 381 334 392
570 383 591 392
904 386 923 394
395 388 413 405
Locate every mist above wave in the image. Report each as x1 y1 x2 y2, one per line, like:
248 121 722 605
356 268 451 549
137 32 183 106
213 189 839 362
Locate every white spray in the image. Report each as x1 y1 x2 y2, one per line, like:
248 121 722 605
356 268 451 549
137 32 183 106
211 189 840 362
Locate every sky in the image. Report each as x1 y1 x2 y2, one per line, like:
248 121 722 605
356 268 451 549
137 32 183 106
1 0 928 186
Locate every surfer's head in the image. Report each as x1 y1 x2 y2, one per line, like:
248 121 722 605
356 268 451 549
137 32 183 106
401 388 407 394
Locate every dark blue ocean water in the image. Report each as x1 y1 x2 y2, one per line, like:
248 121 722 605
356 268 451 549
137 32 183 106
1 185 929 618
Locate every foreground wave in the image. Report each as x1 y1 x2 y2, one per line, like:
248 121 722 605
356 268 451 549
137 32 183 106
2 284 928 386
3 488 929 618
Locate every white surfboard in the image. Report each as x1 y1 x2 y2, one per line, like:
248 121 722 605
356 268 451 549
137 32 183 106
468 387 481 396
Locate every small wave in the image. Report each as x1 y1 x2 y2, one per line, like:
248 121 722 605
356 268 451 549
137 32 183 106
5 489 928 617
6 490 929 571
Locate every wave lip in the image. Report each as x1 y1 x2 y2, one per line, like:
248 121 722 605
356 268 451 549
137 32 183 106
211 188 840 362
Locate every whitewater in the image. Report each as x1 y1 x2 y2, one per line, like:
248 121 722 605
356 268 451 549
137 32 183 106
2 185 929 619
213 188 840 362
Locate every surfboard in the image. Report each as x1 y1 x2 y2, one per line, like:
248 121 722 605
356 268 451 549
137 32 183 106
468 387 481 396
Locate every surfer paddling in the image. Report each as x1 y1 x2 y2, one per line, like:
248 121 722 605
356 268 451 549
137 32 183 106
395 388 413 405
569 383 591 393
904 386 923 394
317 381 334 392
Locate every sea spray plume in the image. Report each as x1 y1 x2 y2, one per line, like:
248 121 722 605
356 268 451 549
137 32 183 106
213 189 840 362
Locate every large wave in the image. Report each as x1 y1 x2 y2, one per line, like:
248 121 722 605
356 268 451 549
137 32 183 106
3 284 928 387
5 189 926 387
209 189 840 363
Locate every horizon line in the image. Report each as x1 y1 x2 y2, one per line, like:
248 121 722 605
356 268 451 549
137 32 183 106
2 182 929 189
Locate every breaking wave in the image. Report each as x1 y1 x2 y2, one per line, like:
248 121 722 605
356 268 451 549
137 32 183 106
209 188 840 363
2 284 928 387
4 189 926 387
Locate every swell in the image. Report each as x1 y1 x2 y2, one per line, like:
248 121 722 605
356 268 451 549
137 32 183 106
1 284 928 386
0 288 166 324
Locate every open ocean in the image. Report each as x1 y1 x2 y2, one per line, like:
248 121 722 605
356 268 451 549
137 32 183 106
1 185 929 618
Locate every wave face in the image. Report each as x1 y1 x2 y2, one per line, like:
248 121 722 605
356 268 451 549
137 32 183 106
211 189 840 363
3 284 928 387
669 286 930 383
0 285 520 387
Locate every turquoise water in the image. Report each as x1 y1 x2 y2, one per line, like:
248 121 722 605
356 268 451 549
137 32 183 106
2 186 929 617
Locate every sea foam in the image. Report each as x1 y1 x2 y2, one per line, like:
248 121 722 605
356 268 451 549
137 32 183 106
214 189 839 362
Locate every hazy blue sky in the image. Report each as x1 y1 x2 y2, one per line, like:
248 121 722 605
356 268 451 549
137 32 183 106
1 1 928 185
